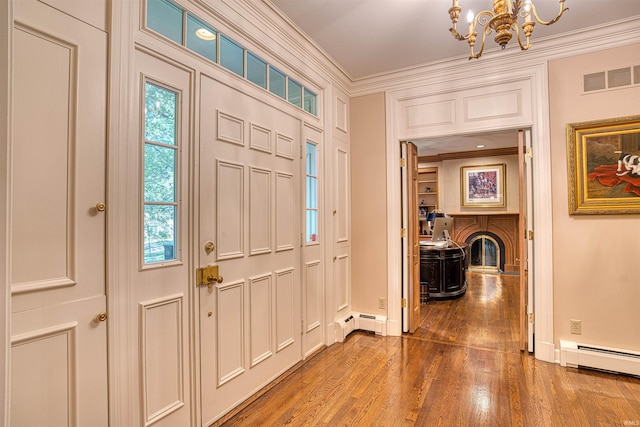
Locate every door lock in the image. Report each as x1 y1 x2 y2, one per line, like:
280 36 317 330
196 265 223 288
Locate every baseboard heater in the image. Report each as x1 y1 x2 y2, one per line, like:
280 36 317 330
560 340 640 377
336 312 387 342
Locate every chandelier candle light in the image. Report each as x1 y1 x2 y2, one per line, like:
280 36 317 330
449 0 568 59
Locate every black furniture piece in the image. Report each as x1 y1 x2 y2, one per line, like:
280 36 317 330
420 242 468 301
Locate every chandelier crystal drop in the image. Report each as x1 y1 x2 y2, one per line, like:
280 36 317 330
448 0 568 60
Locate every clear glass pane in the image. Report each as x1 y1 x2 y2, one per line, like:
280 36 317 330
304 89 317 115
247 52 267 89
146 0 183 44
143 204 176 263
306 209 318 243
219 34 244 77
470 239 482 266
306 176 317 209
288 78 302 108
484 239 497 267
145 82 177 146
186 14 217 62
269 66 285 99
306 142 316 175
144 144 175 202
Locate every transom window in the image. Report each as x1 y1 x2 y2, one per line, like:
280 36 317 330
146 0 318 116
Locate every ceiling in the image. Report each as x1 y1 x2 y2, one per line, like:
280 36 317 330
266 0 640 156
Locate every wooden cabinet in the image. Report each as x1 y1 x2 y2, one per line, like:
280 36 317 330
418 167 438 237
420 243 468 300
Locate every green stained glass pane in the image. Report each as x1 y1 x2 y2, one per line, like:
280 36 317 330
145 83 177 146
186 14 217 62
147 0 183 44
143 204 177 263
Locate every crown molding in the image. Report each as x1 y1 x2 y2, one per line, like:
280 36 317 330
351 15 640 97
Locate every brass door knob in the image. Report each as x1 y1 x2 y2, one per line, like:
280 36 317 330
95 312 108 322
95 202 106 212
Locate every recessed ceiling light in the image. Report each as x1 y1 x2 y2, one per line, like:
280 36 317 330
196 28 216 41
476 144 485 149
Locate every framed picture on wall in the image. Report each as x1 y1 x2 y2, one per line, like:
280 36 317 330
567 115 640 215
461 164 506 208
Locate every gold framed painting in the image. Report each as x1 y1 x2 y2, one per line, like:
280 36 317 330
567 115 640 215
460 164 506 208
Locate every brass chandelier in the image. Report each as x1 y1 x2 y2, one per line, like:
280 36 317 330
449 0 568 60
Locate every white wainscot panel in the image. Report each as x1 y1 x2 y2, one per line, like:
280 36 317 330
275 172 294 252
139 295 185 425
464 89 521 122
250 273 273 367
304 261 322 332
336 147 349 243
250 122 271 154
276 268 295 352
335 95 348 134
217 110 244 146
12 28 74 292
336 254 350 312
217 160 244 260
11 323 77 427
276 132 294 160
217 280 245 385
405 99 455 130
250 167 272 255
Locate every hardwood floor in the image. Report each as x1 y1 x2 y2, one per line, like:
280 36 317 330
219 272 640 426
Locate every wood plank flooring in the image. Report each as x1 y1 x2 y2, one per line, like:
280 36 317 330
219 272 640 426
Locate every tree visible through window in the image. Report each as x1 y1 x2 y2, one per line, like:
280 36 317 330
143 82 179 264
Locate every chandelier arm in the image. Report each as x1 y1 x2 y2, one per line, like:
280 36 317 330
513 23 531 51
469 24 491 60
529 1 568 26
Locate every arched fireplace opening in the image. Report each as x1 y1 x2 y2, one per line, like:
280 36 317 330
466 231 506 273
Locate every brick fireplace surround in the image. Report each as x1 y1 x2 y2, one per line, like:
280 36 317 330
450 214 520 274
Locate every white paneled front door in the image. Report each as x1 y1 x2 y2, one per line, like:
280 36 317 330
11 0 108 425
198 74 302 424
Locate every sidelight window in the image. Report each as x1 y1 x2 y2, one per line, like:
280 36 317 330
143 82 180 264
305 142 318 243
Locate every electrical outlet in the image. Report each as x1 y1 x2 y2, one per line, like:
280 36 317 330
570 319 582 335
378 297 386 309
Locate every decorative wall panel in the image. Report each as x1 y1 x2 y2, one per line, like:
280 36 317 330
250 122 271 153
336 147 349 243
217 160 244 259
275 268 295 352
275 132 294 160
11 323 77 427
139 295 184 425
217 280 245 385
464 90 521 122
250 274 273 366
304 261 322 332
406 99 455 130
217 110 244 146
275 172 294 251
335 254 350 311
335 95 348 133
250 167 271 255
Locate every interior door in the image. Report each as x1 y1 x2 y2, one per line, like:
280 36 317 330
11 0 108 425
198 74 302 424
401 141 420 333
518 129 534 352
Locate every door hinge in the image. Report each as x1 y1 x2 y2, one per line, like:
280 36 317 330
400 158 406 168
528 312 534 323
528 230 534 240
401 228 407 238
401 298 407 308
526 147 533 159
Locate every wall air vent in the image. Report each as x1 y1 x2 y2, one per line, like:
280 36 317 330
583 65 639 93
